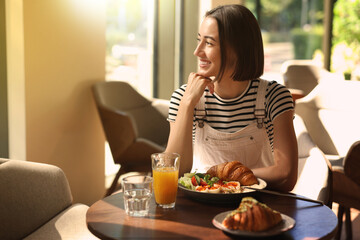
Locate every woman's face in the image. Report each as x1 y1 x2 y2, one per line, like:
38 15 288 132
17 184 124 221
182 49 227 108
193 17 221 78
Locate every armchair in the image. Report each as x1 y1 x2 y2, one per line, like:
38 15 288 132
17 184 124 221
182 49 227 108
0 159 97 240
92 81 170 196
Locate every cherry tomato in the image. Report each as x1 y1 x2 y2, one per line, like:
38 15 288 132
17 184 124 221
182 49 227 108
191 176 198 186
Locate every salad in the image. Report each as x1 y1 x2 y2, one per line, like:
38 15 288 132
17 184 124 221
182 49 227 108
178 172 243 194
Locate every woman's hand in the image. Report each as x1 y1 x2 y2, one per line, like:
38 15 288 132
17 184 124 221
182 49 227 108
183 72 214 108
165 72 214 175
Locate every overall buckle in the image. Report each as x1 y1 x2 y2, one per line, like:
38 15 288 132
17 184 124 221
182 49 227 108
194 109 206 128
254 109 266 129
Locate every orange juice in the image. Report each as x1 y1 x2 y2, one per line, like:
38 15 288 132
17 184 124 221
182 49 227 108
152 167 179 205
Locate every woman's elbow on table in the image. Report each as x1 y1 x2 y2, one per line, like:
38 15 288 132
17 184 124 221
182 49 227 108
255 161 298 192
281 172 298 192
277 163 298 192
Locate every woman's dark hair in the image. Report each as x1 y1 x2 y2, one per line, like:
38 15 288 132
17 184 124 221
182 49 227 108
205 4 264 81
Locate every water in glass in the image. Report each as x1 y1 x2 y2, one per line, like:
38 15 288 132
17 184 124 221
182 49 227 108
123 188 152 217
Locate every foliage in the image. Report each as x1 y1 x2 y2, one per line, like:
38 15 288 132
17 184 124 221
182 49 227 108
332 0 360 72
106 0 149 54
291 25 323 59
261 0 292 16
333 0 360 47
246 0 324 46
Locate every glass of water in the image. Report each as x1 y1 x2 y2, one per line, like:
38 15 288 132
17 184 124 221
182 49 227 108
122 175 153 217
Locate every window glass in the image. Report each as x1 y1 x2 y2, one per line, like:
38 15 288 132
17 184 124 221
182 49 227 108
105 0 155 177
245 0 324 84
106 0 155 97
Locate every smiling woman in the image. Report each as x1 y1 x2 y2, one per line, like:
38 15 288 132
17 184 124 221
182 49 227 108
165 4 298 193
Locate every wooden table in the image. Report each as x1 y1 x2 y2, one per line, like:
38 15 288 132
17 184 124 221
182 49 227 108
86 190 338 240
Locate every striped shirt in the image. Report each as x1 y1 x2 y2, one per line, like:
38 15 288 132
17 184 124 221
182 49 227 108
168 79 294 149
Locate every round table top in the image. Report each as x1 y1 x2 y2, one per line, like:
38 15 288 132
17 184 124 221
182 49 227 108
86 189 338 240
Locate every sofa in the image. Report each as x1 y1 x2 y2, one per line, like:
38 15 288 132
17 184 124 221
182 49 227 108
0 159 98 240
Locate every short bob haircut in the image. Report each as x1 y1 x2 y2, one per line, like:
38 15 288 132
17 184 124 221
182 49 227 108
205 4 264 82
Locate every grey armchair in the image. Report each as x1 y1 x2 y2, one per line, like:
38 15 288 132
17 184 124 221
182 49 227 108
0 159 97 240
92 81 170 196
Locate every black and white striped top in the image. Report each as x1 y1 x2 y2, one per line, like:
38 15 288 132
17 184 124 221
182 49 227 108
167 79 294 149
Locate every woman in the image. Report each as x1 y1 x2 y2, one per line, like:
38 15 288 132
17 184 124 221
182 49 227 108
166 4 298 192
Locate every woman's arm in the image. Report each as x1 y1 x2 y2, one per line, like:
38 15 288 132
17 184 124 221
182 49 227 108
165 73 213 176
252 110 298 192
166 106 194 176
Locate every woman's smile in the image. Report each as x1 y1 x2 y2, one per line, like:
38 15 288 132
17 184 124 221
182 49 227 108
199 59 211 68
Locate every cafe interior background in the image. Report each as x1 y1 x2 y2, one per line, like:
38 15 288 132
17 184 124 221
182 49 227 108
1 0 359 226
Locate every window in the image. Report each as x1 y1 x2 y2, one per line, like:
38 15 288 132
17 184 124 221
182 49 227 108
106 0 155 97
104 0 156 179
245 0 324 83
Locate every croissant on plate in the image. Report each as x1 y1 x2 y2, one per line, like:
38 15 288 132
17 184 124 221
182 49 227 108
206 161 258 186
222 197 282 232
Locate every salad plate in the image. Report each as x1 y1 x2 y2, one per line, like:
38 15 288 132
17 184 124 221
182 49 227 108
178 177 267 205
212 211 295 237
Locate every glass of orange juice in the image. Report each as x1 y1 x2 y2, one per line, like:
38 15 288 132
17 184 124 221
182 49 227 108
151 152 180 208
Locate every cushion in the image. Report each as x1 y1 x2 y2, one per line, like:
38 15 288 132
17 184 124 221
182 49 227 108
24 204 98 240
292 147 330 204
292 115 331 205
293 114 316 158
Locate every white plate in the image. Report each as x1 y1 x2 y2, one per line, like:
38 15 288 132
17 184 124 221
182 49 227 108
212 211 296 237
178 178 266 205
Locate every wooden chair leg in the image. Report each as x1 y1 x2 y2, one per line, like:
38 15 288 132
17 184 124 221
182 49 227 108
336 205 345 240
104 168 123 197
345 207 352 240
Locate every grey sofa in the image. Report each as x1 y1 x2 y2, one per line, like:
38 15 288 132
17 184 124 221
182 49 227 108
0 159 98 240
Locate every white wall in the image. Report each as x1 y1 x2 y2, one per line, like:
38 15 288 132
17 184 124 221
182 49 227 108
6 0 106 205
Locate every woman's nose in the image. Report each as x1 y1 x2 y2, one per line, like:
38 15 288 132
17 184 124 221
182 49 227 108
193 43 203 57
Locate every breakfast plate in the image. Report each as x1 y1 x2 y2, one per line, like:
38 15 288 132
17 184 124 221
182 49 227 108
178 178 266 205
212 211 296 237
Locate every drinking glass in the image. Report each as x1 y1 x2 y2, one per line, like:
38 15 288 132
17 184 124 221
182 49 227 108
151 152 180 208
122 175 153 217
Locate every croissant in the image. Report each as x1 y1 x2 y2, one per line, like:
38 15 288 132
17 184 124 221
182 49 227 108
206 161 258 186
222 197 282 232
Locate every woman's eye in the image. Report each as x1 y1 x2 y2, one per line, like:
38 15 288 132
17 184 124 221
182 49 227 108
196 38 213 46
